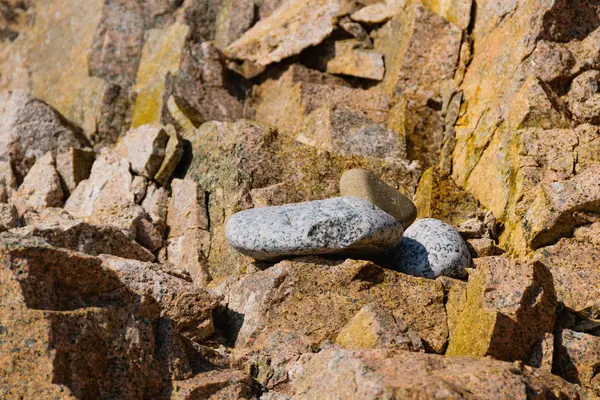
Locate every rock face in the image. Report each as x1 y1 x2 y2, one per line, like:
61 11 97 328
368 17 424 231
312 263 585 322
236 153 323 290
290 349 582 399
114 124 169 179
340 168 417 229
446 256 557 362
391 218 471 278
226 197 403 261
555 329 600 396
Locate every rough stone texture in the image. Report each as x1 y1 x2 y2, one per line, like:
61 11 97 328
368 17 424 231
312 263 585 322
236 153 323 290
224 0 355 69
185 120 420 281
528 332 554 372
226 197 403 261
0 91 89 179
251 64 391 139
391 218 471 279
555 329 600 396
414 167 481 226
0 161 18 203
420 0 472 30
534 223 600 319
289 349 583 399
55 147 95 196
335 304 424 352
0 203 18 232
226 257 448 354
115 124 169 178
567 70 600 125
169 369 254 400
155 125 184 187
350 0 405 24
339 168 416 229
467 237 504 258
296 106 406 160
324 39 384 81
142 183 169 238
11 152 64 216
446 256 557 362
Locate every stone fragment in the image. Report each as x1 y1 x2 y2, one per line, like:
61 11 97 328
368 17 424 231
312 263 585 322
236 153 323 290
135 218 163 253
214 0 258 50
534 223 600 319
338 16 372 46
226 197 403 261
186 120 420 281
527 332 554 372
289 349 582 399
467 238 504 258
350 0 405 24
224 0 355 69
0 203 18 232
154 125 184 186
555 329 600 395
420 0 472 30
567 70 600 125
227 257 448 354
166 230 212 285
141 184 169 237
325 39 384 81
0 90 90 179
297 106 406 159
0 161 17 202
339 168 416 229
335 304 424 351
12 152 64 216
115 124 169 179
169 369 253 399
523 165 600 249
391 218 470 279
446 257 557 362
55 147 95 196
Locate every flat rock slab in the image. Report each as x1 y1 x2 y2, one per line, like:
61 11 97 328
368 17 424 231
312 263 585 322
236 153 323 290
226 197 403 260
392 218 470 278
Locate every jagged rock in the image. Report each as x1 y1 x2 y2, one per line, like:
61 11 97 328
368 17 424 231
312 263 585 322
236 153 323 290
55 147 95 196
296 106 406 159
0 161 17 203
289 349 582 399
11 152 64 216
0 91 89 179
252 64 390 139
166 179 211 285
185 120 420 281
339 168 416 229
523 165 600 250
534 223 600 319
335 304 424 352
467 237 504 258
555 329 600 396
391 218 471 279
350 0 405 24
154 125 184 187
338 16 371 45
420 0 472 30
324 39 384 81
0 204 18 232
115 124 169 179
446 256 557 362
442 276 468 340
567 70 600 125
226 257 448 354
142 183 169 238
226 197 403 261
7 211 154 262
169 369 253 399
527 332 554 372
214 0 258 50
224 0 355 71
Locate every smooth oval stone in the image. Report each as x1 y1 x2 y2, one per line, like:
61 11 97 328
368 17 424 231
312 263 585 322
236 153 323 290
393 218 470 278
340 168 417 229
226 196 403 261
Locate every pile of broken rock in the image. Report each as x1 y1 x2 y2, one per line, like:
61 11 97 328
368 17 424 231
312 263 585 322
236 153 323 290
1 0 600 398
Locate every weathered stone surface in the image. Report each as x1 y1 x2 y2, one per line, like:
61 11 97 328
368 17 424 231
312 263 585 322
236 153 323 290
567 70 600 125
0 91 89 179
391 218 470 279
214 0 258 50
534 223 600 319
420 0 472 30
154 125 183 187
224 0 355 69
555 329 600 396
0 161 18 203
350 0 405 24
226 257 448 354
251 64 390 139
289 349 582 399
527 332 554 372
297 106 406 159
115 124 169 178
339 168 416 229
446 256 557 362
226 197 403 261
169 369 253 400
142 183 169 238
185 120 420 281
55 147 95 196
11 152 64 216
523 165 600 250
335 304 424 352
325 39 384 81
467 237 504 258
0 204 18 232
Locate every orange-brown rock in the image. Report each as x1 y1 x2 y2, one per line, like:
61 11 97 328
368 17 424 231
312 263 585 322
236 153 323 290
555 329 600 396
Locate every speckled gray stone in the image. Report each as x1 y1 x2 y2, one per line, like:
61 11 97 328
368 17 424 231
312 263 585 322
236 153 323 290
392 218 470 278
225 196 403 261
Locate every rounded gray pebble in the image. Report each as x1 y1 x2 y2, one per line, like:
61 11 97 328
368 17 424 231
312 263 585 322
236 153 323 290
393 218 471 278
225 196 404 261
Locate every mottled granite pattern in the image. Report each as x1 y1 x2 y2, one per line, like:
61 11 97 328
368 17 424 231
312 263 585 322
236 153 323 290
393 218 470 278
226 197 403 260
